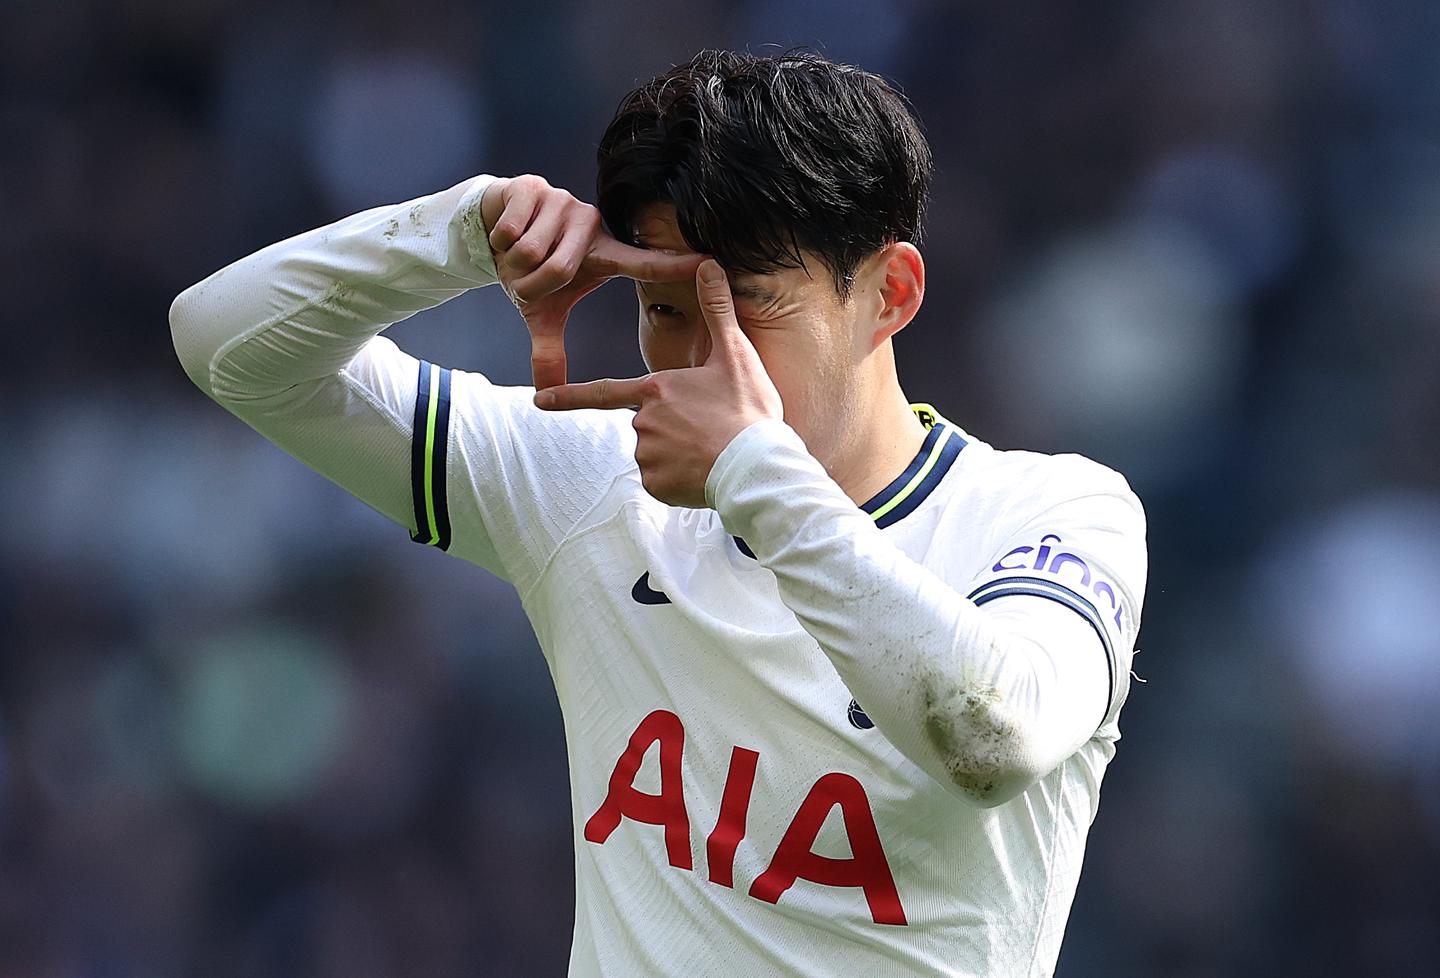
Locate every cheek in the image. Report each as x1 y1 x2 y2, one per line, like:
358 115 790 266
749 331 828 403
639 322 693 372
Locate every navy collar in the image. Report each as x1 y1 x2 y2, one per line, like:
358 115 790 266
859 404 966 528
733 403 966 557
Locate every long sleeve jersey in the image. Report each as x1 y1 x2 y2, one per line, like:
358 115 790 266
170 174 1148 978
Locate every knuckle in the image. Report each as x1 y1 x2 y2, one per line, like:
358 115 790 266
543 253 582 288
491 221 520 245
511 240 547 266
558 253 583 280
574 202 600 227
526 265 565 295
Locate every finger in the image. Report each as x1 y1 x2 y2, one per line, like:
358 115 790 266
528 325 569 390
588 236 706 283
488 181 542 254
533 376 652 411
510 211 591 301
695 260 751 361
503 197 568 287
523 267 615 389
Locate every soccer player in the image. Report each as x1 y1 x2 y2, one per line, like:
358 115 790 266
170 50 1146 978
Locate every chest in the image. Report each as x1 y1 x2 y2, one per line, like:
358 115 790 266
527 502 966 839
522 494 1032 929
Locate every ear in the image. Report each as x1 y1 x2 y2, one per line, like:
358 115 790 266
860 242 924 351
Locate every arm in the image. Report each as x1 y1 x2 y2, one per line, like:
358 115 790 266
171 175 500 403
707 421 1146 807
533 261 1145 803
169 174 701 585
169 173 501 539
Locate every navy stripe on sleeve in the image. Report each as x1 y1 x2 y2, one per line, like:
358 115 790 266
968 576 1116 722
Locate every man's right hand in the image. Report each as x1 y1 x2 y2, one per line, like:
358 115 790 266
480 175 705 390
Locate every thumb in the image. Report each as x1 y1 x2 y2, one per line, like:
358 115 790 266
696 260 751 363
528 323 568 390
520 274 609 389
521 301 573 390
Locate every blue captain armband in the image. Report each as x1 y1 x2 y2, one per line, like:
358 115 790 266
969 531 1137 727
967 576 1117 721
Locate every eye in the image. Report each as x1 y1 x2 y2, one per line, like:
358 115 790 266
647 304 681 318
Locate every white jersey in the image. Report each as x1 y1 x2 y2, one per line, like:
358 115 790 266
170 175 1148 978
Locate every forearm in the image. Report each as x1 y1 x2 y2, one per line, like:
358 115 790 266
707 421 1109 806
169 174 500 402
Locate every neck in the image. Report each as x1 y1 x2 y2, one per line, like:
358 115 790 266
821 377 929 509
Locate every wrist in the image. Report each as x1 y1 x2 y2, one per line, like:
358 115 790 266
479 176 512 234
704 418 805 513
453 174 505 278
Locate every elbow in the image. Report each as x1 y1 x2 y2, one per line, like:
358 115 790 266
921 682 1046 808
168 282 217 396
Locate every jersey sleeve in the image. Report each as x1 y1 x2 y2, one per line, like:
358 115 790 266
960 455 1148 733
706 419 1149 805
409 357 636 588
169 174 636 591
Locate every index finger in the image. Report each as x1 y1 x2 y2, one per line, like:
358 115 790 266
533 375 651 411
588 236 707 284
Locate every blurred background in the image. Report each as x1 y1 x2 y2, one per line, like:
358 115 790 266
3 0 1439 975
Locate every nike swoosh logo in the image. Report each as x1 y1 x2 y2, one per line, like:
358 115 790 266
631 572 672 605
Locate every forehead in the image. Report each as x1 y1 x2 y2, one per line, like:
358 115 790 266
631 202 816 304
632 202 693 254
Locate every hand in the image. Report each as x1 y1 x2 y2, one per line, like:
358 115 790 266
533 260 785 508
481 175 705 389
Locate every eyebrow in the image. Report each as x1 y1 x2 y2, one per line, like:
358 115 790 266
640 278 778 306
730 281 777 304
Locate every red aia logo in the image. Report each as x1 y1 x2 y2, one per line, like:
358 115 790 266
584 709 907 926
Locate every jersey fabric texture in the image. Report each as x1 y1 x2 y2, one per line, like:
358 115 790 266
170 174 1149 978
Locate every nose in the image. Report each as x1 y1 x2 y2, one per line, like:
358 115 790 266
688 325 712 367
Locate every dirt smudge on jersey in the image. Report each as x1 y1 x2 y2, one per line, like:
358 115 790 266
921 676 1021 803
318 281 354 308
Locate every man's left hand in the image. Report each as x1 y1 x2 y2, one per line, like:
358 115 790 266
533 259 784 508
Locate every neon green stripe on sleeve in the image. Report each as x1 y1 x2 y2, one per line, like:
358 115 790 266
421 362 442 545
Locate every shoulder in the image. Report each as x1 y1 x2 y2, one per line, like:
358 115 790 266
445 365 639 455
923 428 1149 611
951 432 1145 537
942 431 1150 663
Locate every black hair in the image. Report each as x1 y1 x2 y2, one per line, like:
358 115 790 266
596 49 932 297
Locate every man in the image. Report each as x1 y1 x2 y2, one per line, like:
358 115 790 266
171 49 1146 978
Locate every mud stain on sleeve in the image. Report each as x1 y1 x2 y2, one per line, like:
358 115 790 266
922 679 1022 801
318 280 355 308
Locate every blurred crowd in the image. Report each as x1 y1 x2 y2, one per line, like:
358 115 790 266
2 0 1439 975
